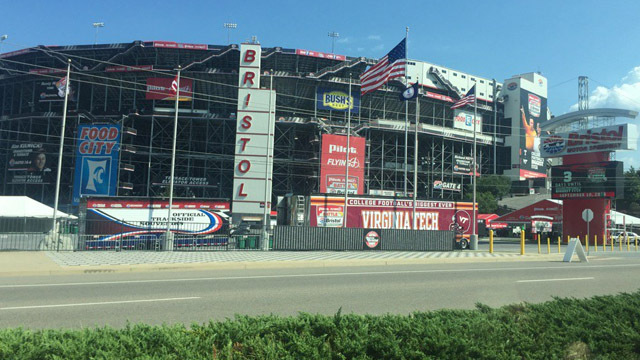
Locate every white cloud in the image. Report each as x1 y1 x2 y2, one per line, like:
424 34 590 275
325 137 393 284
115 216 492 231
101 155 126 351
569 66 640 170
570 66 640 111
336 37 351 44
367 35 381 41
357 47 364 52
371 44 384 51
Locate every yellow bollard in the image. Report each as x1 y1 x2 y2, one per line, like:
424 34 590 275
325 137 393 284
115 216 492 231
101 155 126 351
520 230 525 255
635 235 638 251
611 235 614 252
594 235 597 252
567 235 570 244
619 235 622 251
585 234 589 252
627 234 630 252
547 236 551 254
489 230 494 254
537 233 541 254
558 236 561 253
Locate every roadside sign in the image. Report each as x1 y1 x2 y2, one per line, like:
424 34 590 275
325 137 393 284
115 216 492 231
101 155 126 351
582 209 594 223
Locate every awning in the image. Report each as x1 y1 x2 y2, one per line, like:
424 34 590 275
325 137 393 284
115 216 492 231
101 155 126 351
0 196 77 219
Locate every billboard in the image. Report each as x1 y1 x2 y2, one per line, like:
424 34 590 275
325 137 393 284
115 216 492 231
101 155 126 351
296 49 346 61
309 196 476 235
316 88 360 113
453 109 482 133
433 180 461 192
541 124 637 158
145 77 193 101
37 76 75 102
320 134 366 194
72 124 121 205
6 142 54 184
453 155 478 176
84 198 229 241
518 89 547 177
551 161 623 199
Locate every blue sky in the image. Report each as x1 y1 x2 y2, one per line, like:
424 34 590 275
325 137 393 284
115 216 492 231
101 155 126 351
2 0 640 166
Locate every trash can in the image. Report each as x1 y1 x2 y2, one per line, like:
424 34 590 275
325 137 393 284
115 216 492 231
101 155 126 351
237 237 246 249
248 236 257 249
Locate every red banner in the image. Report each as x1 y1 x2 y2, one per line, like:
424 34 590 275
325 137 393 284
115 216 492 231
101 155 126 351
309 196 476 235
152 41 208 50
106 65 153 72
320 134 365 194
145 78 193 101
296 49 346 61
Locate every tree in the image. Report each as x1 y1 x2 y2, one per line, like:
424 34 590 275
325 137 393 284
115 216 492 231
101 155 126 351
477 192 498 214
464 175 511 214
617 167 640 217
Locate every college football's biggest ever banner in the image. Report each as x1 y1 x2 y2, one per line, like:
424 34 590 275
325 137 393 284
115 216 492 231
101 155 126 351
309 196 476 235
72 124 121 205
320 134 365 194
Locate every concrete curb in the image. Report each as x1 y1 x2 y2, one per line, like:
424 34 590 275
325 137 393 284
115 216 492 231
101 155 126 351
0 253 566 277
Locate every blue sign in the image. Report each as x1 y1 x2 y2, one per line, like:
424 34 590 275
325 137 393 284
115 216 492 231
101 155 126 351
316 88 360 113
72 124 121 205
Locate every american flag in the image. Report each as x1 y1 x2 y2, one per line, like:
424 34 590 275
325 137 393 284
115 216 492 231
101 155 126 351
360 39 406 95
451 85 476 109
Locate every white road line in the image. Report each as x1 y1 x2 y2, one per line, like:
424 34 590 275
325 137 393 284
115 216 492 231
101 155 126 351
517 277 595 283
1 263 639 289
0 297 201 311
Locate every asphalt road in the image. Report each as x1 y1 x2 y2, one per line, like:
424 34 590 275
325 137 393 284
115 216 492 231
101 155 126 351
1 257 640 329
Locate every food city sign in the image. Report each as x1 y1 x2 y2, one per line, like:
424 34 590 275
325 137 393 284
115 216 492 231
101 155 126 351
540 124 637 158
232 43 276 219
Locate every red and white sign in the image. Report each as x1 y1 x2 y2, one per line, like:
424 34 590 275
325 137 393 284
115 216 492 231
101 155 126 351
364 231 380 248
29 68 65 75
540 124 637 158
425 91 454 103
296 49 346 61
152 41 208 50
320 134 365 194
232 44 276 217
453 109 482 133
310 196 476 235
105 65 153 72
145 78 193 101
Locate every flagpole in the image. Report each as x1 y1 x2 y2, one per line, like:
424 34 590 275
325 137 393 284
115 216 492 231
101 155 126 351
262 71 274 250
412 79 419 229
404 26 409 197
166 66 181 251
343 74 352 228
472 82 478 248
51 59 71 251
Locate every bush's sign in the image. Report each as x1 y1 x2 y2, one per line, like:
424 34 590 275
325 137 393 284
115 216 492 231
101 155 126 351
433 180 461 192
310 196 476 235
84 198 229 241
320 134 365 194
316 88 360 113
72 124 121 205
541 124 637 158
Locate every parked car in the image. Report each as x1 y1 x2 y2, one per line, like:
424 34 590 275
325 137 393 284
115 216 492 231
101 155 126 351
612 232 639 244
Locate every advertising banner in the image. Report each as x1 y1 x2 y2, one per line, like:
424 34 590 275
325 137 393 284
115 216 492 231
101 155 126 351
152 41 208 50
7 142 54 184
453 109 482 133
152 175 212 188
72 124 121 205
145 77 193 101
296 49 346 61
84 198 229 241
320 134 366 194
37 76 75 102
105 65 153 72
518 89 547 177
316 88 360 113
551 161 623 199
541 124 637 158
310 196 476 236
453 155 478 176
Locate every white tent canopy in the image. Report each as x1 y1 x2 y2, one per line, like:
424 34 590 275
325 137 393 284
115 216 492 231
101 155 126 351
610 210 640 227
0 196 77 219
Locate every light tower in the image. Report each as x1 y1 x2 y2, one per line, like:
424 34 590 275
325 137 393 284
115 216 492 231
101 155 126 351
578 76 589 111
328 31 339 53
92 22 104 45
223 22 237 45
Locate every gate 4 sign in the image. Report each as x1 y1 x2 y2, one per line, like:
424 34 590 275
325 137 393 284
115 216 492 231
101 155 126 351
551 161 623 199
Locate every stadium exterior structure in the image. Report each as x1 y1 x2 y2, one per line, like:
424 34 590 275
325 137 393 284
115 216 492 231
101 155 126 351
0 40 535 216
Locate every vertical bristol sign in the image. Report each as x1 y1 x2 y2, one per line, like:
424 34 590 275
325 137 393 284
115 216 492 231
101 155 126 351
231 43 276 223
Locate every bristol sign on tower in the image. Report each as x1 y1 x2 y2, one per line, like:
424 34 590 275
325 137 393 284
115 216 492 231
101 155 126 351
231 43 276 223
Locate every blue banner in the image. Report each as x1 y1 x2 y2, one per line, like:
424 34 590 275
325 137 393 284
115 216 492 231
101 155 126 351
72 124 121 205
316 88 360 114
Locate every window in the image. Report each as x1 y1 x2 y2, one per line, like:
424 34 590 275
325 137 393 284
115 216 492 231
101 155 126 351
461 88 466 91
407 76 412 80
480 80 485 84
441 69 447 73
489 94 494 98
453 73 457 76
461 75 466 79
470 77 475 81
480 92 485 96
433 81 438 85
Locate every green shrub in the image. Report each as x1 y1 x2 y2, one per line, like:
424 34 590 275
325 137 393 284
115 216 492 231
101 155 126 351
1 291 640 359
